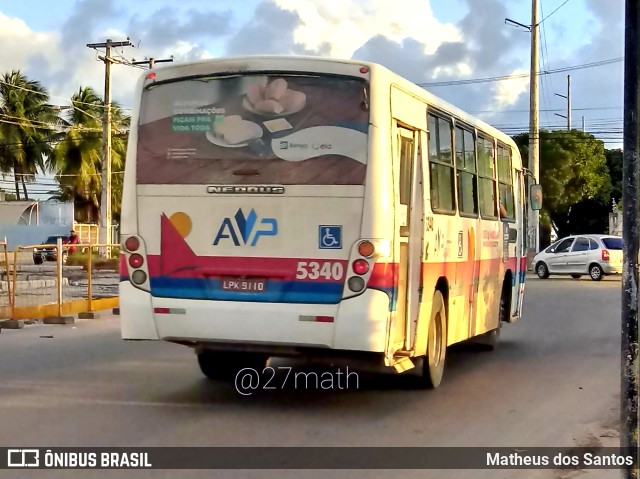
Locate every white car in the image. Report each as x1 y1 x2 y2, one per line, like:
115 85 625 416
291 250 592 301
533 234 623 281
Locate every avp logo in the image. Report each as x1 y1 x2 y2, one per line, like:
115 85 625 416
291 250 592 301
213 209 277 246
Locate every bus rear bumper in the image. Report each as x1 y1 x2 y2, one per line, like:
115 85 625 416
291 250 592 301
119 282 159 340
120 285 391 354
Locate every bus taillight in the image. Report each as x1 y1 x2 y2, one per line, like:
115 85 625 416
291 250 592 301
124 236 140 252
129 253 144 268
357 240 375 257
352 259 369 275
131 270 147 285
347 276 366 292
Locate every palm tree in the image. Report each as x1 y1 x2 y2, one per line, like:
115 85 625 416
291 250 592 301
0 70 57 200
48 86 129 222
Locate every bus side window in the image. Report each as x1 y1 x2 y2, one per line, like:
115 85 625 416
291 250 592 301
478 136 498 219
456 126 478 216
498 145 515 220
428 113 455 213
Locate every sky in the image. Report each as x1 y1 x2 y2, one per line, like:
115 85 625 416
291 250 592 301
0 0 625 198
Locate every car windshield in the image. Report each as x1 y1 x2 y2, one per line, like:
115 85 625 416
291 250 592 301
602 237 622 250
44 236 65 244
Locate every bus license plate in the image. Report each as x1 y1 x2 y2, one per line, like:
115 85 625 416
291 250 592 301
221 277 266 292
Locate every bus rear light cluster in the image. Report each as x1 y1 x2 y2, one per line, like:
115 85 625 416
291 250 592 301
123 235 148 286
347 240 377 292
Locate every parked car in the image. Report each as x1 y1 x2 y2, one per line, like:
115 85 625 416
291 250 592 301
533 234 623 281
33 235 70 265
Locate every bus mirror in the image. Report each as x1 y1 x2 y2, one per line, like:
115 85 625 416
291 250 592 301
530 184 543 211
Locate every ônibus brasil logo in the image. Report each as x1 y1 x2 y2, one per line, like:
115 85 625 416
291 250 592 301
213 208 277 247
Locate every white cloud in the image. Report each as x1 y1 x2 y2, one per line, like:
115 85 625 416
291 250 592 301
273 0 461 58
0 13 60 76
493 71 529 108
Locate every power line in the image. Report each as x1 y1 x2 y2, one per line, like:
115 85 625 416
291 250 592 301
420 57 623 87
538 0 572 26
0 78 120 119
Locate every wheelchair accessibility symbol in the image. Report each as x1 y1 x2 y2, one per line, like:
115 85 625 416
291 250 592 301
319 225 342 249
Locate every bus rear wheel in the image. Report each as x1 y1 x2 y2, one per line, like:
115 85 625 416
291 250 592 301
197 350 269 381
418 290 447 389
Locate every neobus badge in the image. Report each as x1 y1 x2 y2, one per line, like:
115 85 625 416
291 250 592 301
207 185 285 194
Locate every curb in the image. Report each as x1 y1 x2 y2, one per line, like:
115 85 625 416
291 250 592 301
0 320 25 329
43 316 75 325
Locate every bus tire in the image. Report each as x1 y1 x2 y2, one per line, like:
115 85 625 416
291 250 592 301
197 350 268 381
419 290 447 389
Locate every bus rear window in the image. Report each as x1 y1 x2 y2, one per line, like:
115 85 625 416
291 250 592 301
602 237 622 250
136 74 369 185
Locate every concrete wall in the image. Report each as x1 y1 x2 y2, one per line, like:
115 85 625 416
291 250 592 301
0 200 74 249
0 202 37 224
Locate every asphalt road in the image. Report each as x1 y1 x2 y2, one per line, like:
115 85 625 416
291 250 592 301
0 276 624 479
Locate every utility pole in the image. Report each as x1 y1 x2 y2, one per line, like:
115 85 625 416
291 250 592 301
555 75 571 130
528 0 540 261
506 2 540 262
132 56 173 69
86 38 132 256
622 1 639 477
582 116 585 132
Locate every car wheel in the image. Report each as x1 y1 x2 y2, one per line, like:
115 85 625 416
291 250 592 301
536 262 550 279
589 264 604 281
197 350 269 381
571 274 582 279
33 255 43 265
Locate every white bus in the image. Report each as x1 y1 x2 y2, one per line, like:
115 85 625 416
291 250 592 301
119 56 536 388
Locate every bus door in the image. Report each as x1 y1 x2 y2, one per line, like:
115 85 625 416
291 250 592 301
391 124 424 354
513 169 527 320
468 225 479 337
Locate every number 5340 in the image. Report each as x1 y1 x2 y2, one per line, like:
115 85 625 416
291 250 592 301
296 261 345 281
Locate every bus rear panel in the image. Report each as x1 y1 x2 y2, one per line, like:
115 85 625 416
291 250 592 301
120 61 394 355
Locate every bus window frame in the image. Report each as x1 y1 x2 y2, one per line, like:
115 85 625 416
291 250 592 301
454 123 480 219
427 110 457 216
497 142 517 223
477 134 499 221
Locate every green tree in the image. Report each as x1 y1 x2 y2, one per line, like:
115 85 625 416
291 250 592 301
48 86 129 223
0 70 56 200
513 129 611 243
